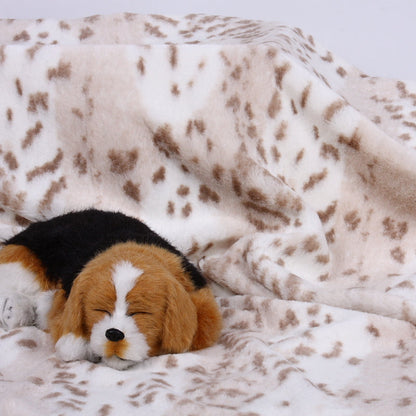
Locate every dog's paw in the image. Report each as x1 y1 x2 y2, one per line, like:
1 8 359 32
55 333 100 363
0 293 36 330
55 333 90 362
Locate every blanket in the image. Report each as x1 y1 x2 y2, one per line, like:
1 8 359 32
0 13 416 415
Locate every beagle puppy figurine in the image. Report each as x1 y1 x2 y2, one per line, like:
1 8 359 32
0 209 222 370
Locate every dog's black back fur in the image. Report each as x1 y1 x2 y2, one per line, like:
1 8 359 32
5 209 206 295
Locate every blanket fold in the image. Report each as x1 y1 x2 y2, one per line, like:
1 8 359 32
1 13 416 415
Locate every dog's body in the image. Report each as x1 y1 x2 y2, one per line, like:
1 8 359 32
0 209 222 370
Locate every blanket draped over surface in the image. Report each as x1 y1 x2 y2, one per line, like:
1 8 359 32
0 13 416 416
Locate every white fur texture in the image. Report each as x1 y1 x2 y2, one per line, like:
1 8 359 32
112 261 143 308
55 333 90 362
0 262 40 296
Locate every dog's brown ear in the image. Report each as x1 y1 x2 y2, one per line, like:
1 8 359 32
190 287 222 350
161 279 198 353
49 275 88 342
49 275 94 363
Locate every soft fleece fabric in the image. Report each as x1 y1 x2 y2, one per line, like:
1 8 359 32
0 13 416 415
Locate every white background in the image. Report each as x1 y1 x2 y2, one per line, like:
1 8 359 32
1 0 415 81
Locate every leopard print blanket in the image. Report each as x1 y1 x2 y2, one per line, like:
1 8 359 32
1 13 416 415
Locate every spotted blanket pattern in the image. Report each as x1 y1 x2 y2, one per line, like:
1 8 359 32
1 13 416 415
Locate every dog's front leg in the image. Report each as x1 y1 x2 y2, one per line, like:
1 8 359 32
55 333 100 363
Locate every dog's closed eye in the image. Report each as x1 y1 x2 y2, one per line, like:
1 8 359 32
127 311 152 316
93 309 111 316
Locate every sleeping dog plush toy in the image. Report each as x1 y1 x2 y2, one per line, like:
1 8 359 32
0 209 222 370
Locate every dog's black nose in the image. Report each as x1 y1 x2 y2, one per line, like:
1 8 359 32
105 328 125 342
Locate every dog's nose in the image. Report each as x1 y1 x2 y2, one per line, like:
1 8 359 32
105 328 125 342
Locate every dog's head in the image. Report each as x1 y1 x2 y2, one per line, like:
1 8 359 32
52 242 220 370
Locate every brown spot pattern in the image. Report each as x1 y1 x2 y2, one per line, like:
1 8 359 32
268 91 281 118
15 78 23 96
247 188 267 203
13 30 30 41
382 217 408 240
73 153 87 175
231 172 243 197
0 46 5 64
48 61 71 80
123 180 140 202
274 63 291 89
153 125 180 157
167 201 175 215
152 166 166 183
27 92 48 113
182 203 192 217
171 84 180 96
17 339 37 348
300 83 311 108
27 149 64 181
199 184 220 203
391 247 405 264
367 325 380 337
4 152 18 170
320 143 340 161
302 235 320 252
226 95 241 112
39 177 66 211
108 149 139 174
303 169 328 191
22 121 43 149
212 164 224 181
324 100 346 121
137 57 146 75
344 211 361 231
177 185 190 196
275 121 288 141
279 309 299 330
79 27 94 40
323 341 342 359
145 22 167 38
169 45 178 68
338 130 361 151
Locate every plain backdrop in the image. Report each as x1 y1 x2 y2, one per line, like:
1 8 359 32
0 0 415 81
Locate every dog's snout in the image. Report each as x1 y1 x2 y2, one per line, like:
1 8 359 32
105 328 125 342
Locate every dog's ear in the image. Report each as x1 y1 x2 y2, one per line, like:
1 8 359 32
49 275 88 342
190 287 222 351
62 278 87 337
49 275 92 363
161 279 198 353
